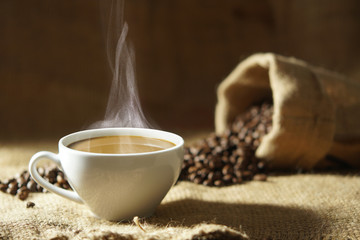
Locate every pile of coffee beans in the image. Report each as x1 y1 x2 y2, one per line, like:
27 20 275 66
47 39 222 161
179 102 273 186
0 167 71 201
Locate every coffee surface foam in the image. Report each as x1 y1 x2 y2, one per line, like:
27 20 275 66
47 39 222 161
68 135 175 154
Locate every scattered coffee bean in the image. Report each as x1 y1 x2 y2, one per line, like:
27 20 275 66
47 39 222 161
179 102 273 186
0 166 71 201
7 181 18 196
18 186 30 200
0 183 7 193
26 201 35 208
27 180 37 192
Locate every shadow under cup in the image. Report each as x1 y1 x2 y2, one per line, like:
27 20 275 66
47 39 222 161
29 128 184 221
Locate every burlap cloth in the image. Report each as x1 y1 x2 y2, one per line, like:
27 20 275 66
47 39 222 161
0 142 359 239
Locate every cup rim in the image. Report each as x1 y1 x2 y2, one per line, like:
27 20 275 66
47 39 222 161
59 127 184 157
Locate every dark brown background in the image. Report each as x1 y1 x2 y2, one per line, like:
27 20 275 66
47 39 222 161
1 0 360 142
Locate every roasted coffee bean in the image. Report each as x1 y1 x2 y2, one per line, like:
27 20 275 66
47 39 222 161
189 147 199 156
233 162 242 171
184 153 192 161
232 177 242 184
62 182 71 190
207 171 215 182
203 179 213 186
234 169 242 178
209 158 222 170
244 136 252 144
18 186 28 192
188 166 198 174
7 182 18 195
26 201 35 208
194 161 203 169
223 174 232 183
17 186 30 201
22 171 31 181
46 168 57 179
222 164 233 175
37 167 45 177
0 165 73 200
252 131 260 139
36 185 43 193
27 180 37 192
253 139 260 147
253 173 267 181
193 176 203 184
188 173 197 182
198 153 207 161
6 178 16 185
214 180 224 187
242 170 253 179
215 145 224 153
0 183 7 193
229 155 237 165
179 102 272 186
198 168 210 178
56 175 66 185
17 176 27 188
202 145 212 155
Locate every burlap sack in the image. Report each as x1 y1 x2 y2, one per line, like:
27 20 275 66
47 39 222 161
215 53 360 169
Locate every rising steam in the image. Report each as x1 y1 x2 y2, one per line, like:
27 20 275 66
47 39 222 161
90 0 150 129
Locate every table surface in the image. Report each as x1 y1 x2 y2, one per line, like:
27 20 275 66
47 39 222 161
1 140 359 240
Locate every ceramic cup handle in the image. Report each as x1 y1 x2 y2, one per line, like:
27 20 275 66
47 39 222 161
29 151 83 203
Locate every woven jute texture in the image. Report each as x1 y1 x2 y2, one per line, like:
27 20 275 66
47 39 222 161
1 144 360 240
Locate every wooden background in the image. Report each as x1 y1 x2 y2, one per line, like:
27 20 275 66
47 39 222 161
1 0 360 141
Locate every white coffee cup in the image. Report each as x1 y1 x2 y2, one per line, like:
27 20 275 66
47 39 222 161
29 127 184 221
